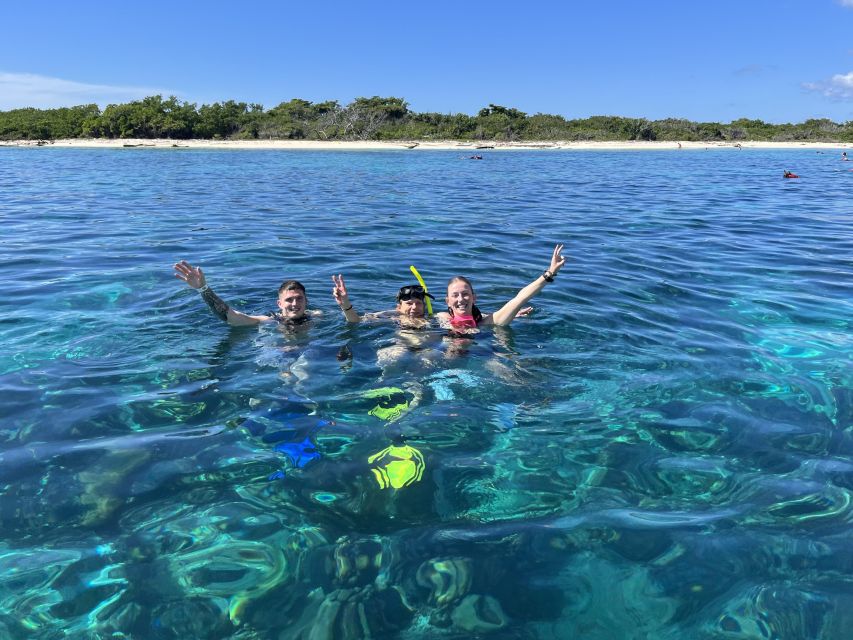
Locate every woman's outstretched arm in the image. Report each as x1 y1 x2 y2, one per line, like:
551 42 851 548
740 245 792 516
490 244 566 326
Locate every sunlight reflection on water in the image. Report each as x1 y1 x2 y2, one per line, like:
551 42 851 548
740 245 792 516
0 148 851 638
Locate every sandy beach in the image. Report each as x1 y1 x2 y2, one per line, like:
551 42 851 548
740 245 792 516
2 138 851 151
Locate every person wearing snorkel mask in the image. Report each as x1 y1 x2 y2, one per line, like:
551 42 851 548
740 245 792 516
436 244 565 332
331 276 435 329
331 276 444 372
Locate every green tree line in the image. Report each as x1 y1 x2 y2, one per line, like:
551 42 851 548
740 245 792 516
2 95 852 142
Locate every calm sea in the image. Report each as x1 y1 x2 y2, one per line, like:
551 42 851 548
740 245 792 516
1 147 851 639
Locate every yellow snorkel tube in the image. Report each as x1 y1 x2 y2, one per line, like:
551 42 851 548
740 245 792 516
409 265 433 317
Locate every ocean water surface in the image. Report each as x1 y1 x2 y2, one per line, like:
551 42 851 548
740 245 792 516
1 147 851 639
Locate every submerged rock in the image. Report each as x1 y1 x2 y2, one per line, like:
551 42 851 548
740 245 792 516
450 594 509 633
77 449 150 526
167 536 290 625
333 535 385 587
416 557 472 607
150 597 230 639
294 585 412 640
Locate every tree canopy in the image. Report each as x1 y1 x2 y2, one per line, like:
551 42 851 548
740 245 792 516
2 95 852 142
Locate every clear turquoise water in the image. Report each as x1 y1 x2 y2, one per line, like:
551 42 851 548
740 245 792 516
1 147 851 639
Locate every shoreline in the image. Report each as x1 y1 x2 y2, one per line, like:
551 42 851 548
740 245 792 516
2 138 851 151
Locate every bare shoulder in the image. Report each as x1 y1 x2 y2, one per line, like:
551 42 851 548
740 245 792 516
435 311 452 328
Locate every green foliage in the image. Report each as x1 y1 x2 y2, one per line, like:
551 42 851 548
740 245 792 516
0 104 99 140
261 99 343 139
409 112 477 139
351 96 409 120
473 105 528 140
337 96 410 140
4 95 853 142
195 101 255 138
525 114 569 140
86 95 198 138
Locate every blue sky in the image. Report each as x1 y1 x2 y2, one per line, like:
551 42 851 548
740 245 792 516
2 0 852 123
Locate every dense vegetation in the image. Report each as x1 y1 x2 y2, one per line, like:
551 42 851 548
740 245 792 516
2 95 852 142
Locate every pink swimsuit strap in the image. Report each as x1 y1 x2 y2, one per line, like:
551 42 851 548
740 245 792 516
449 314 478 328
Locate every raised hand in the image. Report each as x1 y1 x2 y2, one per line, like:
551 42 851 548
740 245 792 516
331 274 350 306
548 244 566 275
174 260 206 289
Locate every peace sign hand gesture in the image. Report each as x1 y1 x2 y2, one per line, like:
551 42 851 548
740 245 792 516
332 274 350 307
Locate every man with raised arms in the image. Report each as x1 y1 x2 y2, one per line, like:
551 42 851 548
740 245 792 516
174 260 318 326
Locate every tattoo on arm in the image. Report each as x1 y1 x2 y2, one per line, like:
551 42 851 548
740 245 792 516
201 287 230 322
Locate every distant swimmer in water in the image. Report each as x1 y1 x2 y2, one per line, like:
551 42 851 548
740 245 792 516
843 151 849 161
469 155 483 160
783 170 799 179
436 244 566 331
174 260 319 326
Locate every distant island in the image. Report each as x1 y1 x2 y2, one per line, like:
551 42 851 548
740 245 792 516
2 95 852 143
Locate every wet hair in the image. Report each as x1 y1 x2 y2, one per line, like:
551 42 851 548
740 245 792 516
447 275 475 294
278 280 306 296
446 276 483 323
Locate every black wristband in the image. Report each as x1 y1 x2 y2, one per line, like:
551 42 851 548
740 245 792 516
342 305 353 312
542 270 555 283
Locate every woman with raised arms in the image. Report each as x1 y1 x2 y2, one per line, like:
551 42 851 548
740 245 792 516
436 244 566 330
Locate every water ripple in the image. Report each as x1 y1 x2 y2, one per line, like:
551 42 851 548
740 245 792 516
0 147 851 638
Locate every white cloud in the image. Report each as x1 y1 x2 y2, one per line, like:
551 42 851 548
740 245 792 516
832 71 853 88
0 71 174 110
803 71 853 99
